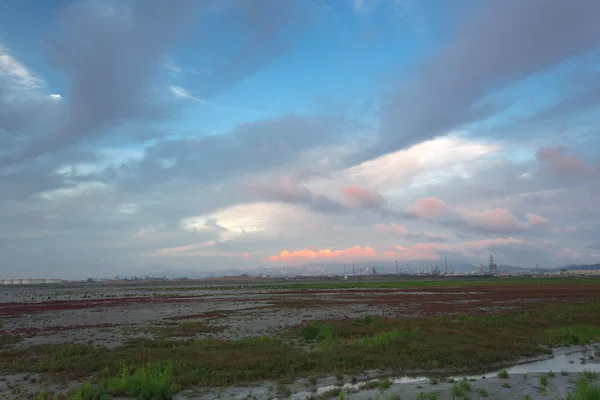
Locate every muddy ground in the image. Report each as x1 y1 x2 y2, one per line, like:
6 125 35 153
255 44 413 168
1 280 600 399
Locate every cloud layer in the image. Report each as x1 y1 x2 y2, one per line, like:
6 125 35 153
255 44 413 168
0 0 599 278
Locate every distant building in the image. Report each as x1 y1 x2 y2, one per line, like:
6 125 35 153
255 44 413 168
0 278 63 285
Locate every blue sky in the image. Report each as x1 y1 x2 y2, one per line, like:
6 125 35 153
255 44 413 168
1 0 599 278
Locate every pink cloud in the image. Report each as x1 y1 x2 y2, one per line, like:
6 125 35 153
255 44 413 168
457 207 524 231
340 185 385 209
246 176 311 202
461 237 526 252
405 197 451 219
525 213 550 226
374 223 407 235
537 146 595 178
269 245 376 262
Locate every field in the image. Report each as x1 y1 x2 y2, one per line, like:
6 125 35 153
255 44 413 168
1 276 600 399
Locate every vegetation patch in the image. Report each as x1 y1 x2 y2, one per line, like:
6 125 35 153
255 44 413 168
2 299 600 395
151 322 224 338
565 375 600 400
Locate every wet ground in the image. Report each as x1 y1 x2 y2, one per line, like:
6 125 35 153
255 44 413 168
1 281 600 399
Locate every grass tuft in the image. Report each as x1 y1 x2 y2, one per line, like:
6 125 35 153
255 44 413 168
565 376 600 400
497 369 509 379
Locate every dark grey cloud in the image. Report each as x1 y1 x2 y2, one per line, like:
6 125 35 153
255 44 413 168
196 0 315 97
352 0 600 164
246 175 349 214
114 113 342 191
0 0 205 167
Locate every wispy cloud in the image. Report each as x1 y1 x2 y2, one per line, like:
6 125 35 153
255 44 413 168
0 42 43 90
168 85 205 103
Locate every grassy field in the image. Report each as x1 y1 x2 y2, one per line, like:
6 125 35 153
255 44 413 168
125 275 600 292
2 277 600 399
2 299 600 399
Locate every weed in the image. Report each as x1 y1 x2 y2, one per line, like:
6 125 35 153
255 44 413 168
540 375 548 386
548 370 555 378
546 325 600 345
451 378 471 397
582 370 598 380
360 381 379 390
378 378 392 391
562 370 569 376
478 387 488 397
429 378 438 385
277 383 292 398
319 388 341 399
497 369 509 379
299 324 334 341
501 383 511 388
386 394 400 400
524 396 532 400
565 376 600 400
339 391 346 400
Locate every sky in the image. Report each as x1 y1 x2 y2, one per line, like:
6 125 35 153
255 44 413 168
1 0 600 279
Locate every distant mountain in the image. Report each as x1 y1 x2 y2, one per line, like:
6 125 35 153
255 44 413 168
560 264 600 271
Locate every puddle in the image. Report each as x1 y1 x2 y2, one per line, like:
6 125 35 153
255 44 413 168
291 345 600 399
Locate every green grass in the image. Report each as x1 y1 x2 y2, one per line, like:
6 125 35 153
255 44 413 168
299 323 335 341
565 376 600 400
319 388 341 399
417 391 439 400
478 387 489 397
2 301 600 394
497 369 509 379
142 276 599 292
524 395 532 400
451 377 471 397
0 335 22 348
581 370 598 380
378 378 392 390
545 325 600 345
548 370 555 378
540 375 548 386
63 362 178 400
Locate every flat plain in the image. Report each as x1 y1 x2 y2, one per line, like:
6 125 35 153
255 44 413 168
1 276 600 399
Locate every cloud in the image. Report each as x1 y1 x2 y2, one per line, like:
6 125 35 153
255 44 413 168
353 0 600 163
340 184 385 209
269 245 376 262
374 223 406 235
341 134 501 190
0 43 43 90
406 196 551 233
405 197 451 219
168 85 204 103
246 175 348 214
197 0 315 97
1 0 204 167
537 146 597 178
